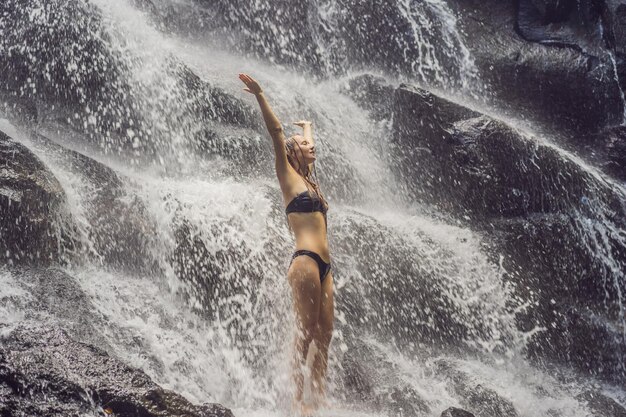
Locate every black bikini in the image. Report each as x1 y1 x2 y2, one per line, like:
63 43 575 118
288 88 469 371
285 190 328 222
286 190 332 283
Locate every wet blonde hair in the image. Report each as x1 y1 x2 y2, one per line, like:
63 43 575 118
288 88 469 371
285 135 329 224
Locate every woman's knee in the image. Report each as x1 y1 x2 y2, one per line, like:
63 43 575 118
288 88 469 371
295 318 318 342
315 322 333 346
293 312 320 350
317 307 334 339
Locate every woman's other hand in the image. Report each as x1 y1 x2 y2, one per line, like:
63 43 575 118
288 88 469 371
293 120 312 128
239 73 263 95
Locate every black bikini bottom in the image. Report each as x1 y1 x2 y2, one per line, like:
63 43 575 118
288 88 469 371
290 249 332 283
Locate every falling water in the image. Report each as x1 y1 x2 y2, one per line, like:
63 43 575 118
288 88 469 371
0 0 625 415
608 52 626 125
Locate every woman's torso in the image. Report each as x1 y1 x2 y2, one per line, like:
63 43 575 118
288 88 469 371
284 188 330 263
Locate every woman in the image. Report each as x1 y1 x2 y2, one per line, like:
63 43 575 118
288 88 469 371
239 73 334 415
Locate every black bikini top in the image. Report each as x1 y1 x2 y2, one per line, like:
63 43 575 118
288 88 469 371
285 189 328 217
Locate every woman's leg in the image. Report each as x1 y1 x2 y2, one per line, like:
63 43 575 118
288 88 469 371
288 255 322 410
311 270 334 406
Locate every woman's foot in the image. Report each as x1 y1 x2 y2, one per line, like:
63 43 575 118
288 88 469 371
301 403 316 416
310 383 331 410
319 398 331 409
291 399 316 417
313 395 333 411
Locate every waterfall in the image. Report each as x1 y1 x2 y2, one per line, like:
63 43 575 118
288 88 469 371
1 0 625 415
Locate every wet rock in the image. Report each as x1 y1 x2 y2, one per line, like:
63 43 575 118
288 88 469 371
441 407 476 417
1 267 173 380
29 132 160 274
0 0 140 144
137 0 472 89
6 268 112 350
616 54 626 95
391 82 626 288
374 385 430 417
170 219 261 318
576 390 626 417
527 304 626 384
0 130 78 266
0 325 233 417
167 204 285 368
129 0 216 39
436 360 519 417
559 124 626 181
171 62 274 174
489 212 623 299
516 0 605 50
340 348 375 401
340 74 396 121
451 0 624 134
582 126 626 181
135 0 325 75
0 93 39 125
391 83 626 382
465 386 519 417
391 84 603 218
174 63 258 131
325 1 466 84
1 0 262 165
606 127 626 179
339 339 430 415
602 0 626 55
493 212 626 384
333 211 498 349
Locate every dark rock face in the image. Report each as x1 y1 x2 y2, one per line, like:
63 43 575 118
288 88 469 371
576 390 626 417
166 193 289 370
392 84 616 219
5 268 112 350
340 74 396 121
317 0 468 85
174 64 258 131
0 130 77 266
28 132 160 275
441 407 476 417
333 211 506 350
516 0 606 49
602 0 626 94
339 339 430 415
609 2 626 55
140 0 626 139
0 0 264 166
436 360 520 417
605 127 626 179
391 83 626 382
136 0 472 89
451 0 624 135
375 385 430 417
170 219 259 320
0 0 141 147
171 63 273 173
580 126 626 181
167 0 324 74
0 325 233 417
527 305 626 383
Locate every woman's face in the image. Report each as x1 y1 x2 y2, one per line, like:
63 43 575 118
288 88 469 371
291 134 316 166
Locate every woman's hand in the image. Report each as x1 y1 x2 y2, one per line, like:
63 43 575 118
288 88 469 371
239 73 263 95
293 120 312 128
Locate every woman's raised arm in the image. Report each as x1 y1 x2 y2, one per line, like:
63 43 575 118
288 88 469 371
239 73 290 178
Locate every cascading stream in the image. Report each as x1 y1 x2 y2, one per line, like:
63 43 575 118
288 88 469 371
1 0 625 416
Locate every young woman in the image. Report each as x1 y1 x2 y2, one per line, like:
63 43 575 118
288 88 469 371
239 73 334 415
